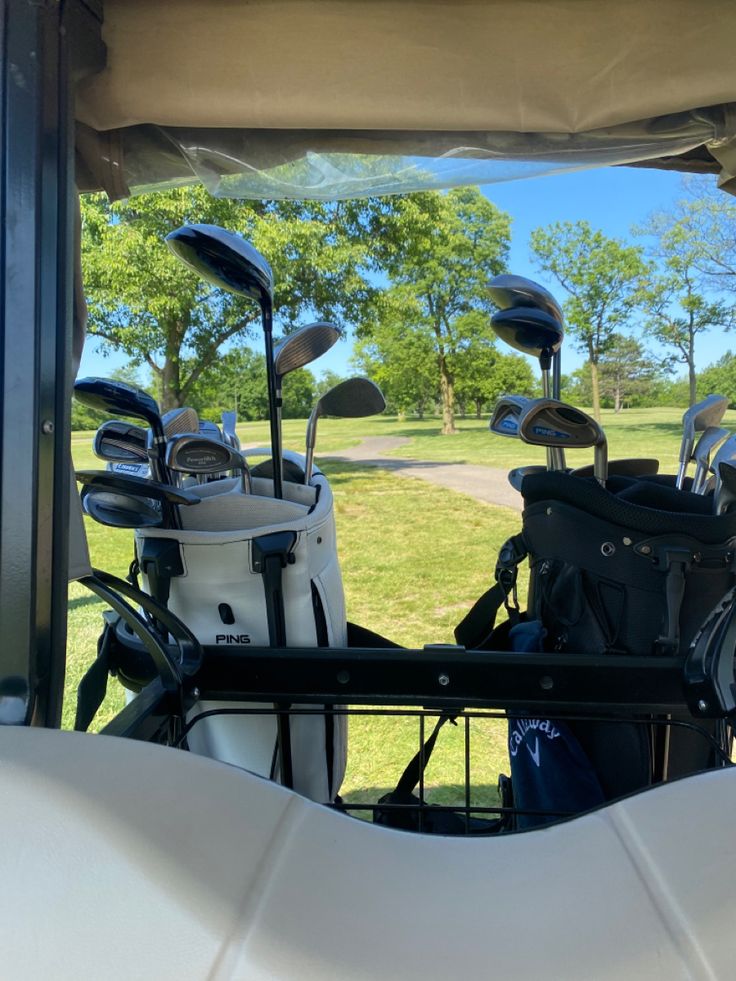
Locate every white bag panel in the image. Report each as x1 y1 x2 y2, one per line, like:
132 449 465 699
2 727 736 980
135 474 347 799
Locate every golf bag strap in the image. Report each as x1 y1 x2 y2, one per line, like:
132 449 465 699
394 713 456 796
454 534 527 648
74 613 115 732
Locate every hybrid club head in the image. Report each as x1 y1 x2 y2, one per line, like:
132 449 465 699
75 377 167 482
691 426 729 493
81 485 163 529
93 420 148 464
304 378 386 484
166 434 252 493
166 223 282 499
676 394 729 489
507 465 546 492
489 274 565 400
491 307 563 385
489 274 564 325
518 398 607 485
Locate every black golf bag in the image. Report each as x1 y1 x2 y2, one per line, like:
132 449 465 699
457 470 736 826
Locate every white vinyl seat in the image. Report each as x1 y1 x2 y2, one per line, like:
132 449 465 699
1 726 734 980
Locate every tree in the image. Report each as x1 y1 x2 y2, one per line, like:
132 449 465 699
81 187 374 410
184 346 316 420
363 188 510 433
596 334 667 411
698 351 736 407
530 220 648 421
637 202 736 406
454 341 536 418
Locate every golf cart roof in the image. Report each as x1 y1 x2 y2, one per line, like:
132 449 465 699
75 0 736 200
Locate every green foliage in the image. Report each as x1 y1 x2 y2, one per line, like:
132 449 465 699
698 351 736 407
184 345 316 420
530 220 649 419
81 187 376 410
595 333 669 411
636 196 736 405
359 188 511 432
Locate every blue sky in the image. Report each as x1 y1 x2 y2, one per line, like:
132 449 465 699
79 166 730 386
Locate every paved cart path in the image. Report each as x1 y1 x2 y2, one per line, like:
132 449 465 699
325 436 522 511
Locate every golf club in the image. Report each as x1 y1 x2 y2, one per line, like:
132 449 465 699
93 420 148 465
507 465 547 491
518 398 608 486
274 320 341 470
162 406 200 438
165 434 252 493
75 469 201 529
221 411 240 451
81 485 164 529
676 394 729 489
715 462 736 515
165 224 282 498
75 377 169 483
708 433 736 503
491 307 565 470
691 427 729 493
489 395 533 439
489 274 565 399
304 378 386 485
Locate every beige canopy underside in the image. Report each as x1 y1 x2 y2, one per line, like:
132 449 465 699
74 0 736 198
78 0 736 134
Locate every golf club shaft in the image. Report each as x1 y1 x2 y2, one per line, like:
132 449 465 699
263 309 283 499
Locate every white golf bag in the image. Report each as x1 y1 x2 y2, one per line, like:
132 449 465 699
134 470 348 802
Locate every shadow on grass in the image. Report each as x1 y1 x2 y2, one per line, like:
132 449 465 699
339 783 503 824
68 592 105 612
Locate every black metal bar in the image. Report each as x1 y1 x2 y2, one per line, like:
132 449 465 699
194 645 688 713
98 678 182 743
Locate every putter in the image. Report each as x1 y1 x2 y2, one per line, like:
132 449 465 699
93 420 148 465
75 377 169 484
676 394 729 489
691 427 729 493
518 398 608 486
491 306 565 470
304 378 386 484
165 224 283 498
166 434 252 493
489 274 564 399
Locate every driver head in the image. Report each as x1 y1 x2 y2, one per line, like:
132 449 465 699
165 224 273 307
491 307 563 371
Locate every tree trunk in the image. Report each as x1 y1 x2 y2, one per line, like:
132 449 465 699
614 383 622 413
439 354 456 435
475 399 483 419
589 360 601 421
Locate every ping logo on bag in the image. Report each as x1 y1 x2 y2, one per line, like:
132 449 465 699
215 634 252 644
